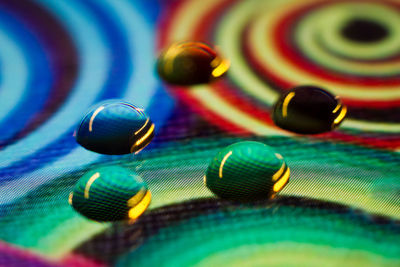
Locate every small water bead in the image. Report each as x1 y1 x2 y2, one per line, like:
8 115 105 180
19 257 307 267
204 141 290 200
75 100 154 155
157 41 230 85
273 85 347 134
69 166 151 222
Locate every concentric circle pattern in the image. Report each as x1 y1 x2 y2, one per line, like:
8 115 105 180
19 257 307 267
0 0 399 266
0 0 173 263
160 0 400 149
116 198 400 267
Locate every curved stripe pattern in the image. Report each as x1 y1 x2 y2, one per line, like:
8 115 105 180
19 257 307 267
0 6 52 145
0 0 172 261
0 0 398 265
296 3 400 75
0 0 135 184
0 1 111 186
0 0 109 168
0 27 28 126
0 0 81 144
0 0 166 202
159 0 400 151
1 135 399 260
117 197 400 267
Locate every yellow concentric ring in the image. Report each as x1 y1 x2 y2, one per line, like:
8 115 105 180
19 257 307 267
166 0 288 136
250 0 400 99
318 3 400 61
297 2 400 74
164 0 400 135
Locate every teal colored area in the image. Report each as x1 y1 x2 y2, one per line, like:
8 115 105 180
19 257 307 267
0 180 108 258
0 0 398 265
117 199 400 267
0 136 398 258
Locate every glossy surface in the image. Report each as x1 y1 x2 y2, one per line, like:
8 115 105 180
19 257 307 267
157 41 229 85
273 86 347 134
70 166 151 222
205 141 289 200
1 0 399 265
75 101 154 155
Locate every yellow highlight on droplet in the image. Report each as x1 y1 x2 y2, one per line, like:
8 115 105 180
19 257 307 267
219 151 233 178
136 124 154 146
273 168 290 192
333 105 347 125
127 188 146 207
282 92 295 118
131 124 155 153
212 58 230 78
89 106 105 132
128 190 152 220
135 118 150 135
84 172 100 199
332 102 342 114
68 192 73 205
272 163 286 182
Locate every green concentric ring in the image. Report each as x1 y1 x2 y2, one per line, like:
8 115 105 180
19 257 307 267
216 0 400 133
318 4 400 61
117 197 400 267
296 2 400 76
0 136 398 259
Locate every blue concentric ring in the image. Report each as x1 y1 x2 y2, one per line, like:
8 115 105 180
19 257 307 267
0 27 28 126
0 0 173 204
0 7 52 145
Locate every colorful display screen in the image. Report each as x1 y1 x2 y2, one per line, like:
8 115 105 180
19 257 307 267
0 0 399 266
